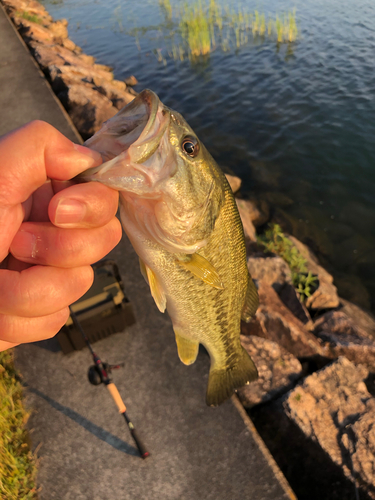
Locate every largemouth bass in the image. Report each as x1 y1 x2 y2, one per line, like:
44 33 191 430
80 89 259 406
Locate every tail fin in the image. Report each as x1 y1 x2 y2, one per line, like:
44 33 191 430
206 347 258 407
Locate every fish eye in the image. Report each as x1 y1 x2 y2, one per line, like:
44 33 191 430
182 136 199 157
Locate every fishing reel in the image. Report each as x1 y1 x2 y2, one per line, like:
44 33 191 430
88 362 124 386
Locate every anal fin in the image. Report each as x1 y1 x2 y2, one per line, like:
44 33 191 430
139 258 166 313
178 253 224 289
174 330 199 366
241 276 259 322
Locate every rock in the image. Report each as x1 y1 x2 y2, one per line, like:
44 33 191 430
237 335 302 408
94 63 113 73
127 86 138 96
62 38 78 52
79 53 96 66
58 84 118 139
12 16 54 43
93 80 135 109
4 0 52 23
110 79 127 92
49 65 133 110
314 310 373 340
287 235 340 310
48 19 68 41
340 298 375 339
277 283 311 324
313 311 375 370
247 254 292 288
334 273 371 311
235 198 269 231
29 42 112 82
306 279 340 310
242 283 324 358
124 75 138 86
284 357 375 498
236 200 257 242
225 173 242 194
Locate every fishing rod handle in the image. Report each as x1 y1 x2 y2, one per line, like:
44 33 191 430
123 413 149 459
106 383 126 413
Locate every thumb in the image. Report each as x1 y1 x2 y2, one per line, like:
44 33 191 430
0 121 102 261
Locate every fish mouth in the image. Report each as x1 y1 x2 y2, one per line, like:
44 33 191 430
84 89 170 164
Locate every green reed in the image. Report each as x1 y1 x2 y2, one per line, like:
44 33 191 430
116 1 298 63
169 1 298 60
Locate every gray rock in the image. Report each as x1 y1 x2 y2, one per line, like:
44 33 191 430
277 283 311 325
58 83 118 139
48 65 135 112
29 42 105 78
94 80 135 109
236 198 270 230
47 19 69 42
13 16 55 44
236 199 257 242
340 298 375 339
4 0 52 24
314 311 375 370
247 255 292 288
124 75 138 86
241 283 323 358
284 357 375 499
225 173 242 194
237 335 302 408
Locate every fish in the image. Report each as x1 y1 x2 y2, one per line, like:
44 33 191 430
80 89 259 406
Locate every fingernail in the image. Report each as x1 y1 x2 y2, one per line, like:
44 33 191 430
11 231 38 259
73 144 102 164
55 199 87 226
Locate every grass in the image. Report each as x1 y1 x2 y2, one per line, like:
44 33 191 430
258 224 317 303
0 350 38 500
157 0 298 61
16 11 43 24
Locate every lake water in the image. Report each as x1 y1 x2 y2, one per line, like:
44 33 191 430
42 0 375 313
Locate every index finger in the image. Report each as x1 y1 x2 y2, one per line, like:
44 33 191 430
0 121 102 260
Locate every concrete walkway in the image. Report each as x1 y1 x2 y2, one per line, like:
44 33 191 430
0 4 296 500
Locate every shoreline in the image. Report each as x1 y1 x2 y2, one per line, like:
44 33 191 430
2 0 375 498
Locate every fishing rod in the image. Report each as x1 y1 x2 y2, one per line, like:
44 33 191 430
69 306 149 459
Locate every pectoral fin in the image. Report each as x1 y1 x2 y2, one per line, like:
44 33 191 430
178 254 224 289
241 277 259 322
139 258 166 313
174 330 199 365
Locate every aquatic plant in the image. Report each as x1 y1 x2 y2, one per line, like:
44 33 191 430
116 0 298 63
159 0 172 21
179 1 212 56
275 9 298 43
258 224 317 303
172 1 298 60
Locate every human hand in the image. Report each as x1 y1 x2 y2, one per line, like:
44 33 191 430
0 121 122 352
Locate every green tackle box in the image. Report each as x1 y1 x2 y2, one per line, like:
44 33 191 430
56 259 136 354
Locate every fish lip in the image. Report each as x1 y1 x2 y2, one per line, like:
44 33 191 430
129 89 170 163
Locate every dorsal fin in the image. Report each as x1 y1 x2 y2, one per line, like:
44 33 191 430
241 277 259 322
